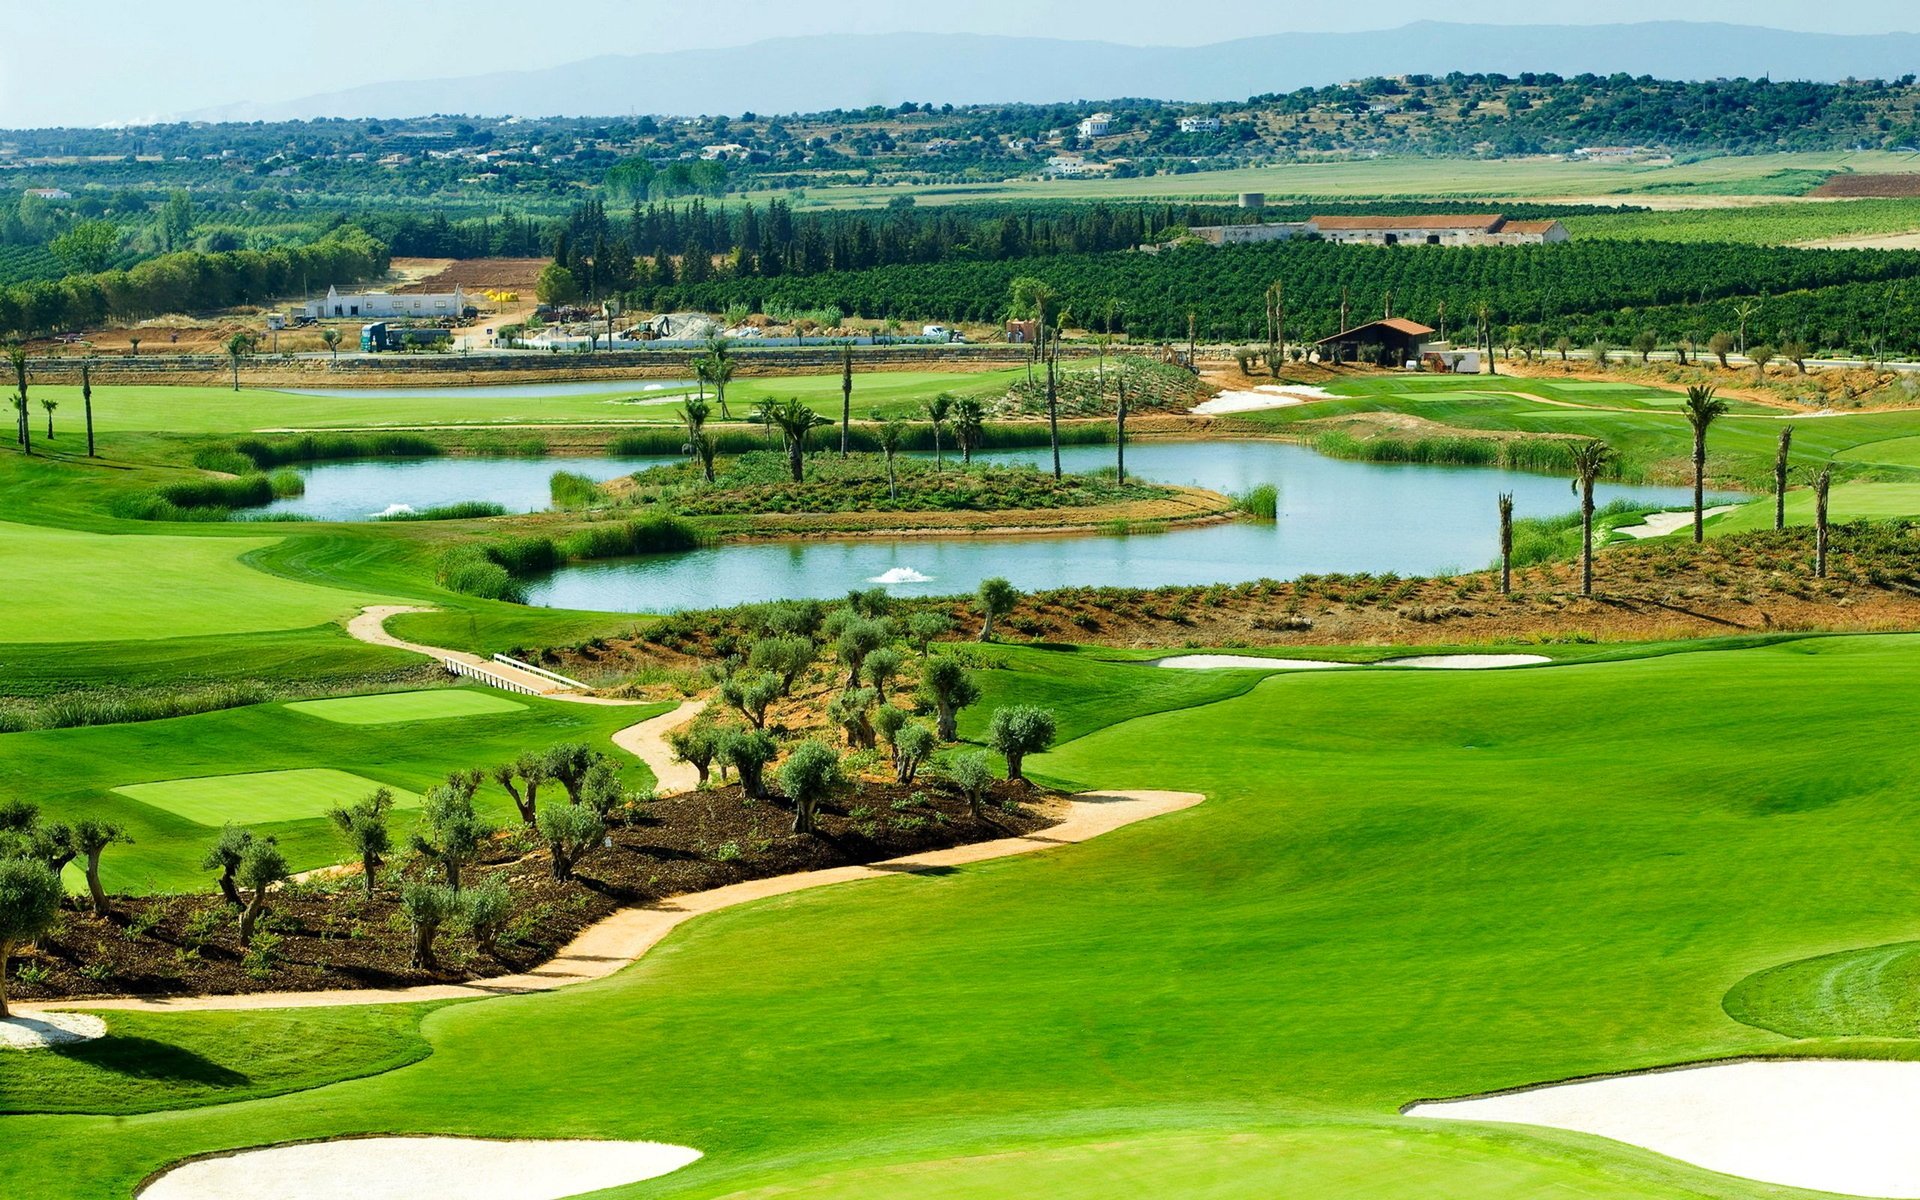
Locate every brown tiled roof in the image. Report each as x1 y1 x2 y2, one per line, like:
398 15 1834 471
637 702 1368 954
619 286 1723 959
1499 219 1564 234
1309 214 1503 231
1314 318 1437 343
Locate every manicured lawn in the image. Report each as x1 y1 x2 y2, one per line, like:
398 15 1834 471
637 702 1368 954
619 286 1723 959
0 520 383 643
10 634 1920 1199
0 1004 444 1116
2 692 669 890
112 768 424 827
286 689 528 726
1712 482 1920 532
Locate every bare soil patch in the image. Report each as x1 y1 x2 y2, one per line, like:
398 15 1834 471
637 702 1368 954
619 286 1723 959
1808 174 1920 198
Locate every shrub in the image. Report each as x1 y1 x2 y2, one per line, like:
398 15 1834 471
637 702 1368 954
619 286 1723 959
777 739 847 835
986 705 1057 782
549 470 603 509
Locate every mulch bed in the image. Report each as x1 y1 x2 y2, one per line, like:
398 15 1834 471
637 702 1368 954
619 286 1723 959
10 780 1058 1003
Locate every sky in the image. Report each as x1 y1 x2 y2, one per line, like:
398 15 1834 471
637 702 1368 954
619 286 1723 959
4 0 1920 128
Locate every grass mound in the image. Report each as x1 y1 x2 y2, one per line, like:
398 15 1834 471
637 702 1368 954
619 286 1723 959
1724 942 1920 1039
285 689 528 726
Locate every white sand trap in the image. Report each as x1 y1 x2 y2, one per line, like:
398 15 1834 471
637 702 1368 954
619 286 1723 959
1192 384 1337 415
139 1137 701 1200
1408 1059 1920 1198
1152 654 1350 671
0 1012 107 1050
1377 654 1550 669
1615 506 1741 540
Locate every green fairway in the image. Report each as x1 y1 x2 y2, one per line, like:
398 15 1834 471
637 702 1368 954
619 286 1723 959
286 689 528 725
112 768 424 827
1712 481 1920 532
0 520 381 643
3 693 669 889
12 634 1920 1199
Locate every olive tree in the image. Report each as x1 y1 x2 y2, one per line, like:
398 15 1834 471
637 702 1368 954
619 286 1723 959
906 611 953 656
749 635 815 696
834 616 893 690
946 751 998 819
721 671 782 729
0 857 63 1018
717 727 777 800
411 773 493 891
669 721 723 785
459 875 514 958
916 657 980 741
894 723 937 786
236 838 289 945
987 706 1057 783
401 880 458 970
537 802 606 881
540 743 602 805
71 818 131 917
829 687 878 750
492 752 550 824
778 739 846 835
200 824 255 908
863 646 904 703
327 788 394 900
975 577 1019 642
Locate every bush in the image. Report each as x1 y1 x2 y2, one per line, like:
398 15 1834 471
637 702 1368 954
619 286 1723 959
549 470 603 509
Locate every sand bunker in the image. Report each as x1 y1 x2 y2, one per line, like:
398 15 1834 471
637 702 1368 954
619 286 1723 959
1408 1059 1920 1198
1616 506 1741 540
0 1012 107 1050
1192 384 1337 415
1378 654 1549 669
139 1137 701 1200
1152 654 1350 671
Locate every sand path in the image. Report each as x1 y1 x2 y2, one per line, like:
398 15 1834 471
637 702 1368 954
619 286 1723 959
22 790 1201 1015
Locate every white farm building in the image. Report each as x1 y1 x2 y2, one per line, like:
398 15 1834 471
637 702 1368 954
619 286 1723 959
302 285 470 321
1304 215 1569 246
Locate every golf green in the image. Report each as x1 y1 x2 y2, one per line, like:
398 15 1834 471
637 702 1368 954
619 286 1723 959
285 689 528 725
111 768 422 827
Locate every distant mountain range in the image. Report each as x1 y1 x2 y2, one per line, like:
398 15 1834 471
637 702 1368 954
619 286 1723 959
182 22 1920 124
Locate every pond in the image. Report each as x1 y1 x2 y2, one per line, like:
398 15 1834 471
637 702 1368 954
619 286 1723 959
279 380 697 400
502 441 1741 612
262 455 676 521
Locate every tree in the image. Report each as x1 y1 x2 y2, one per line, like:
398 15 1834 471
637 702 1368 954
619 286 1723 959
835 615 893 690
1733 298 1761 354
401 881 458 970
127 336 140 357
717 727 776 800
493 754 549 824
1708 331 1735 369
947 750 997 819
680 397 710 464
1632 329 1657 364
1044 325 1063 478
749 635 815 696
327 788 394 900
906 611 952 656
1115 372 1129 485
721 671 782 729
768 398 831 482
893 723 936 786
952 397 985 465
1553 336 1572 362
701 335 736 417
9 344 29 455
829 687 878 750
50 219 119 274
1497 492 1514 596
1813 464 1833 579
1775 425 1794 531
535 262 582 306
669 720 723 785
236 839 289 945
540 743 602 806
71 818 130 917
1782 339 1809 374
1748 343 1776 383
1566 440 1617 597
987 706 1056 783
320 327 341 359
840 342 854 456
1588 339 1610 371
38 398 55 439
864 646 904 703
777 739 846 835
80 362 95 457
411 773 493 891
160 189 196 251
925 392 953 472
537 802 605 881
223 331 253 392
200 824 255 908
917 657 980 741
1682 385 1729 543
459 875 514 957
0 858 62 1018
975 576 1019 642
874 418 905 500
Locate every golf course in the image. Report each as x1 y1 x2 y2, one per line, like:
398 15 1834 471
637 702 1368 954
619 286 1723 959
6 352 1920 1200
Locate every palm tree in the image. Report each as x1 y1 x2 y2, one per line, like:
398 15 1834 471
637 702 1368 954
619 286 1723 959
1045 324 1062 479
1733 299 1761 355
1498 492 1515 595
320 327 341 359
952 397 984 465
701 335 735 417
1774 425 1794 531
127 336 140 357
753 398 783 447
1566 439 1617 597
81 362 95 457
1682 385 1729 543
8 344 29 455
839 342 854 457
224 331 253 391
925 392 953 472
875 418 905 500
768 398 831 482
1811 464 1833 579
39 398 55 439
679 397 710 465
1115 371 1129 486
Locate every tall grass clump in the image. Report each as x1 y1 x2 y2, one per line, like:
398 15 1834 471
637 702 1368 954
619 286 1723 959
558 512 711 560
190 446 256 475
232 433 441 467
1507 498 1653 567
1235 484 1278 520
483 534 564 574
268 469 306 498
550 470 604 509
435 545 524 602
1313 431 1594 477
374 501 509 522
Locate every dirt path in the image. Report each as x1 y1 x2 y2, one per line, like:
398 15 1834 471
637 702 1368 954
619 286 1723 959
23 790 1202 1015
345 605 700 791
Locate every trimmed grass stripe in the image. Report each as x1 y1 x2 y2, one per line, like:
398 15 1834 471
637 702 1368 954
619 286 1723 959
286 689 528 726
111 768 421 827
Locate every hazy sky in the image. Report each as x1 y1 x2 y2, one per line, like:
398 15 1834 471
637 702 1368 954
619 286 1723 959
5 0 1920 128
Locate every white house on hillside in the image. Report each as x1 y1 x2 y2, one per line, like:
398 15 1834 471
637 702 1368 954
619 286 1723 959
1178 116 1222 133
302 285 469 321
1077 112 1112 138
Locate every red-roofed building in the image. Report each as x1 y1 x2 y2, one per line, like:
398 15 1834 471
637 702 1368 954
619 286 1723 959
1304 214 1568 246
